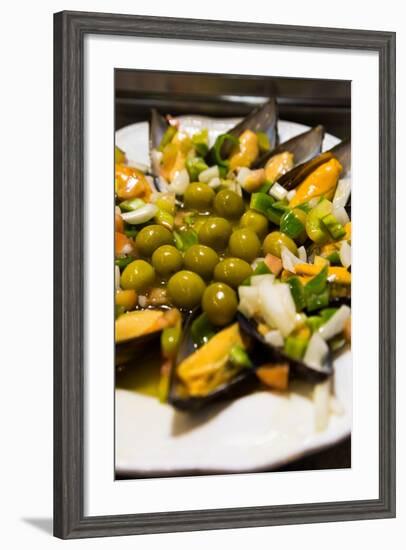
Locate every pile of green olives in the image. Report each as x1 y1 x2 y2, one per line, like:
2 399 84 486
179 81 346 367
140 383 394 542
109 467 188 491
118 181 303 327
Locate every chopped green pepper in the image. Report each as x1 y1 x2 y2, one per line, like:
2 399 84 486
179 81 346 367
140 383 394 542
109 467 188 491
173 228 199 252
321 213 346 240
211 133 240 167
250 192 275 216
288 276 306 311
284 335 308 360
186 156 209 181
191 313 216 347
280 209 307 240
192 129 209 157
229 344 253 368
158 125 177 151
305 288 330 312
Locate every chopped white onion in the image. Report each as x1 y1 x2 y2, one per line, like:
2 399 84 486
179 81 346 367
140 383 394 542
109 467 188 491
339 240 351 268
138 295 148 308
115 266 121 291
121 204 158 225
169 169 190 195
236 167 251 186
264 330 284 347
208 177 221 189
332 205 350 226
314 379 331 432
319 305 351 341
303 332 329 370
258 280 297 337
286 189 297 202
298 246 307 262
238 286 260 318
251 274 275 286
269 182 288 200
198 165 219 183
333 177 351 208
281 245 302 273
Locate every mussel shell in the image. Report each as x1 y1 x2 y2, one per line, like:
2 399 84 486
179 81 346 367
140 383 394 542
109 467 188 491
168 310 257 411
278 139 351 191
215 98 279 159
116 330 162 367
237 312 333 383
252 124 325 170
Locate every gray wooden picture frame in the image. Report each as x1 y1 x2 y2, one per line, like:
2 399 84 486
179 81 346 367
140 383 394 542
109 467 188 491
54 10 396 539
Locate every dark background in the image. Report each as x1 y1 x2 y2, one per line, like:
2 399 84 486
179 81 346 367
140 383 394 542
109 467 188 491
115 68 351 474
115 69 351 140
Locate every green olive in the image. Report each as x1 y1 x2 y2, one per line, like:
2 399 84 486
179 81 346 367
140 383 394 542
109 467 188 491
152 245 183 276
228 228 261 263
184 182 215 211
167 270 206 309
120 260 155 292
198 217 232 251
202 283 238 326
135 224 173 256
214 189 245 219
183 244 219 279
240 209 269 239
263 231 298 258
214 257 253 288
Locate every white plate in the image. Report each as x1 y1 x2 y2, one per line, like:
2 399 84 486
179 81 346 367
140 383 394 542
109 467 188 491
115 117 351 477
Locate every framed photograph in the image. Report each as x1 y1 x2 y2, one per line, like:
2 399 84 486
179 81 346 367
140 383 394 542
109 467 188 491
54 10 396 539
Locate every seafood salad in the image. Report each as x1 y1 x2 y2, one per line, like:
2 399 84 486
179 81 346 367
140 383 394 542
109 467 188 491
115 99 351 426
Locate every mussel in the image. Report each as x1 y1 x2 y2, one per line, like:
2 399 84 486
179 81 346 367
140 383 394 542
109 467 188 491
168 309 257 411
115 308 179 367
278 139 351 192
149 99 279 192
213 98 278 160
252 124 325 174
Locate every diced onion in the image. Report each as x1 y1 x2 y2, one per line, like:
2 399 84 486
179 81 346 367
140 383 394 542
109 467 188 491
269 182 288 200
169 169 190 195
138 295 148 308
250 274 275 286
303 332 329 370
258 280 297 337
121 204 158 224
298 246 307 262
236 167 251 186
198 165 219 183
319 305 351 341
332 205 350 225
264 330 284 347
238 286 260 318
314 379 331 432
208 177 221 189
287 189 296 202
339 240 351 268
281 245 302 273
333 177 351 208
